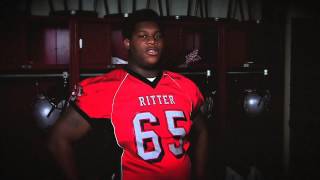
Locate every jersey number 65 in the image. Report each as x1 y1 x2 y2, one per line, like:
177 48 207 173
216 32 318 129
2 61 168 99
133 110 186 162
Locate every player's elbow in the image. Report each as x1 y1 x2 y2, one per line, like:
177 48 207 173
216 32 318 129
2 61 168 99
47 132 61 155
47 129 69 155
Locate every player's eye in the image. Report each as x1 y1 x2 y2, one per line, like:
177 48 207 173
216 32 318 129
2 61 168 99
154 33 163 40
137 34 148 39
136 33 163 41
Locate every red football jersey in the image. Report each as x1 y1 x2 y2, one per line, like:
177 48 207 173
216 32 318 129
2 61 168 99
75 68 204 180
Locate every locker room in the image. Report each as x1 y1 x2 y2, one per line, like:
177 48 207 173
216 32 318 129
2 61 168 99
0 0 319 180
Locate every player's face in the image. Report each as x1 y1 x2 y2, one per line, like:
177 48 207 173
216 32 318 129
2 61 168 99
124 21 164 69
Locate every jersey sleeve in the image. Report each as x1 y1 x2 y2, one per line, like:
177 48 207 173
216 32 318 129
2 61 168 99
190 82 205 115
168 71 205 116
73 77 113 119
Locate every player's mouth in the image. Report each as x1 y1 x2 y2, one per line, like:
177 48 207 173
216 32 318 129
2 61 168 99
145 48 159 56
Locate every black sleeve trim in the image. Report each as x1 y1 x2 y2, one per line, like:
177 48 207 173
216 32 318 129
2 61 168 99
191 103 205 122
191 108 201 121
70 102 109 127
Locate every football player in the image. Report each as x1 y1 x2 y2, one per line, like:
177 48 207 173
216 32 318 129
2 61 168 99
48 9 208 180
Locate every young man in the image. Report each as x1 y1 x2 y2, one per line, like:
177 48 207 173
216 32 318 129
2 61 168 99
48 9 208 180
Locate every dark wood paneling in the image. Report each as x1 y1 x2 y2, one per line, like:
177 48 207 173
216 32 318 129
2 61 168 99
79 21 111 68
290 18 320 180
0 18 28 69
27 18 70 69
0 77 66 179
111 29 128 61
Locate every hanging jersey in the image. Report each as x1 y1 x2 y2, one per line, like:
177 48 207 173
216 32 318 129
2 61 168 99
74 68 204 180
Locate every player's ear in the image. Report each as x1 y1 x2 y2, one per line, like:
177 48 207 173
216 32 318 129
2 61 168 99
123 38 130 50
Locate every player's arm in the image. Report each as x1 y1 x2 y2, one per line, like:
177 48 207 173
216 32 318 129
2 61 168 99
192 109 209 180
48 106 91 180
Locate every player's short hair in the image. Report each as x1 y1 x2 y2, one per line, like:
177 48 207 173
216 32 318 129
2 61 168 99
122 9 162 39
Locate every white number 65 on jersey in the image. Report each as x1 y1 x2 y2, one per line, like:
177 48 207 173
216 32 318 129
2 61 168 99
133 110 186 161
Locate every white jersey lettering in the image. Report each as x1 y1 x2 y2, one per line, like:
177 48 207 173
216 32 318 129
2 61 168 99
138 95 176 107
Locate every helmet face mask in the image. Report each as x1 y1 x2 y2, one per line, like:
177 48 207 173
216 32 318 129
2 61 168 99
33 94 67 130
242 89 271 118
32 77 70 130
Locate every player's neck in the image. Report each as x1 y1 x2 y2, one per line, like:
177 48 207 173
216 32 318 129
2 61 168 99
127 64 160 78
